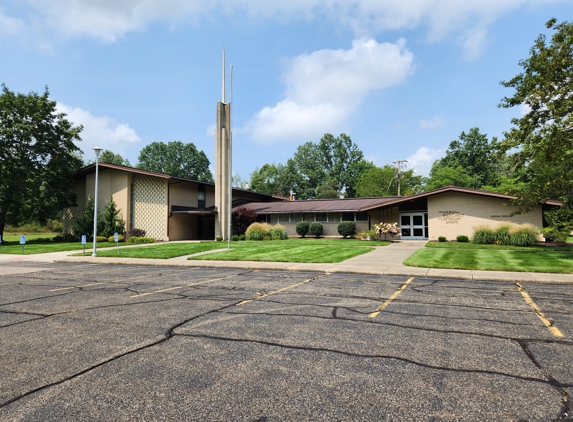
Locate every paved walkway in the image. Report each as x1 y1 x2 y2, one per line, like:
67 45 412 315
1 241 572 284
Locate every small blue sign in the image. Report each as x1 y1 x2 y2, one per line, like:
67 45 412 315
114 232 119 243
20 235 26 245
0 235 2 244
81 235 87 245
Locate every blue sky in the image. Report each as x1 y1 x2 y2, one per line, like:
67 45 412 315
1 1 572 180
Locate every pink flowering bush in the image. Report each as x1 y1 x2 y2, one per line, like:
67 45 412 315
374 222 401 238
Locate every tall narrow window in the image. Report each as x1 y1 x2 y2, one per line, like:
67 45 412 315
198 184 206 209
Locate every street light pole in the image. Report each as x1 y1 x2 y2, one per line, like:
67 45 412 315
92 147 103 256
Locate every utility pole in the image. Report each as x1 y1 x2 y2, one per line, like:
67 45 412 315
392 160 408 197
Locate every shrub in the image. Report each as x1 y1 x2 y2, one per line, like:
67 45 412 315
126 236 155 244
99 198 126 238
456 235 469 242
494 223 512 245
509 224 540 246
239 234 246 241
472 225 495 244
356 230 368 240
96 236 107 242
337 221 356 238
46 219 63 233
231 235 240 241
108 234 125 242
216 236 223 242
368 230 377 239
235 206 257 235
296 221 310 238
245 222 272 241
74 199 95 240
543 227 569 243
309 222 323 238
128 228 146 237
270 224 288 240
438 236 447 242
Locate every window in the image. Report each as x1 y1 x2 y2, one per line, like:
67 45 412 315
315 213 327 222
270 214 278 223
355 212 369 222
291 213 303 222
278 214 290 223
328 213 340 222
342 212 354 221
198 184 206 209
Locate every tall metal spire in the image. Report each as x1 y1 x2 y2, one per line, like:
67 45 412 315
222 50 226 103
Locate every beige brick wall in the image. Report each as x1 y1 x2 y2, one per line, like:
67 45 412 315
133 174 168 241
86 169 129 221
169 181 198 208
428 192 543 241
169 214 198 241
62 179 86 235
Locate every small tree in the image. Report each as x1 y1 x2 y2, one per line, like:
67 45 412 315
296 221 310 238
309 222 323 238
99 198 125 238
235 206 256 235
74 199 95 240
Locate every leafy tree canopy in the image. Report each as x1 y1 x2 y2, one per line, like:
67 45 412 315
0 84 83 237
98 150 131 167
136 141 213 182
426 127 503 190
250 134 373 200
356 165 424 197
498 18 573 211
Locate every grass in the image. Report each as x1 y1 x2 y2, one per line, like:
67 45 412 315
1 233 58 242
74 238 388 262
568 236 573 244
404 242 573 273
0 241 122 255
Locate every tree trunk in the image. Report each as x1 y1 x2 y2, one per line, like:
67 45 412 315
0 213 5 242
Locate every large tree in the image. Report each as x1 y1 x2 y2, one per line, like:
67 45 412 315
98 150 131 167
249 163 291 197
427 127 502 190
136 141 213 182
498 18 573 211
0 85 83 238
356 165 424 197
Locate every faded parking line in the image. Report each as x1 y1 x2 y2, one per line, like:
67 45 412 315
236 276 319 306
369 277 414 318
130 273 244 298
516 283 564 338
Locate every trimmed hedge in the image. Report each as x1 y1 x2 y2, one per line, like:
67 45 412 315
337 221 356 238
438 236 447 242
126 236 156 244
296 221 310 238
309 222 323 238
456 235 469 242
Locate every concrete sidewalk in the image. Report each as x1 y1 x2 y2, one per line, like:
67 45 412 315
1 240 572 284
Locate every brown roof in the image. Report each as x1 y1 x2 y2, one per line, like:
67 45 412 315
74 162 281 200
234 197 398 214
234 186 564 214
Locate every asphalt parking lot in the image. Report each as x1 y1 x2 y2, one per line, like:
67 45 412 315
0 262 572 421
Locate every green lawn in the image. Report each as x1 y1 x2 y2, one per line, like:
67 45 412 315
74 238 388 263
568 236 573 244
404 242 573 273
0 241 124 255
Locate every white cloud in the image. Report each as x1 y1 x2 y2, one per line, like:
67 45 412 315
406 146 444 176
419 117 444 130
245 38 414 143
0 9 26 35
56 103 141 158
520 103 532 116
8 0 563 56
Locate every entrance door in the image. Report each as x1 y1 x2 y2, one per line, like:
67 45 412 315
400 213 426 240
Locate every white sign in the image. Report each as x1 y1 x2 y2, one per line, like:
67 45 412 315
81 235 87 245
114 232 119 243
20 236 26 245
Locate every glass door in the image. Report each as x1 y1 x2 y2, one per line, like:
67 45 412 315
400 213 426 240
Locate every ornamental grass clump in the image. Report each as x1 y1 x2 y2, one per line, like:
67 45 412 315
472 225 496 244
270 224 288 240
494 223 512 245
509 224 540 246
245 222 272 240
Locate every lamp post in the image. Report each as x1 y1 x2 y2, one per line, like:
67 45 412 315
92 147 103 256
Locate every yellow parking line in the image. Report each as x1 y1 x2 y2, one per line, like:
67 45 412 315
130 274 239 298
516 283 564 338
369 277 414 318
236 277 315 306
50 282 105 292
